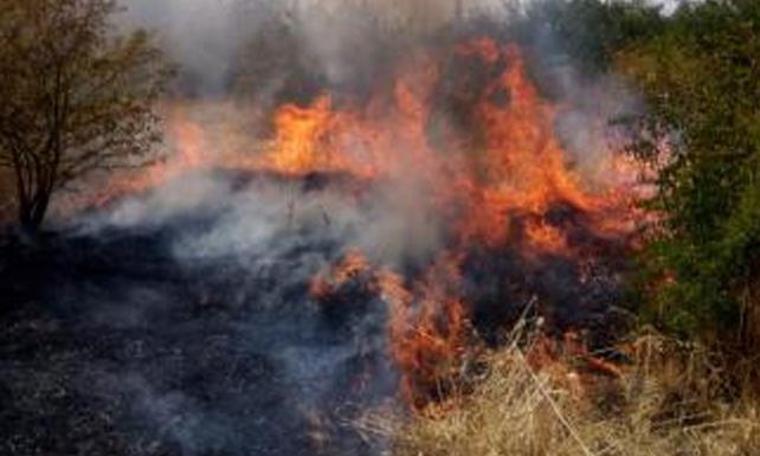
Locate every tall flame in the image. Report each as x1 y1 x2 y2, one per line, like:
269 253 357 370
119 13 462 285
291 39 638 405
93 38 641 408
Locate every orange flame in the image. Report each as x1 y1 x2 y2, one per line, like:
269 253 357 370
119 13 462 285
293 39 640 406
88 38 644 408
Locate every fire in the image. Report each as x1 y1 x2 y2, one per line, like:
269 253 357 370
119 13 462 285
89 37 643 408
256 55 443 183
525 219 569 253
292 39 639 406
382 253 470 407
84 105 213 208
309 248 372 299
312 248 470 407
454 42 606 247
263 95 341 175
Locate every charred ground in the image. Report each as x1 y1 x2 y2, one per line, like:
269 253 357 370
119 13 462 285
0 165 634 455
0 173 397 456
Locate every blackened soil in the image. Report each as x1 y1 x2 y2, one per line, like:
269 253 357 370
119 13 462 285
0 229 393 456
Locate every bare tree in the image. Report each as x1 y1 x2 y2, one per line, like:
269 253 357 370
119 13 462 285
0 0 172 231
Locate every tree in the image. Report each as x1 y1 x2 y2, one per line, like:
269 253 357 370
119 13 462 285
617 0 760 346
0 0 171 231
520 0 664 76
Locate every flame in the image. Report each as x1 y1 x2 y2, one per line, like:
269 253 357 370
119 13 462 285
309 248 372 299
263 95 340 175
85 38 644 408
382 253 470 407
294 39 640 406
311 249 470 407
454 42 604 246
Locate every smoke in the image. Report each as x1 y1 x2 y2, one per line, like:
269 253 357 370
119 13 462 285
118 0 504 97
64 168 401 454
118 0 679 98
525 24 644 189
82 167 443 272
50 1 655 453
103 0 647 322
121 0 260 95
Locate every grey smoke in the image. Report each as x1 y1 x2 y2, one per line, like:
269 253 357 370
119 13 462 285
118 0 504 96
80 166 444 271
118 0 683 97
121 0 260 95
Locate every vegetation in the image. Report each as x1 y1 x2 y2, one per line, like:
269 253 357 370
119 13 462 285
616 0 760 350
0 0 170 232
522 0 665 74
393 1 760 454
378 328 760 456
1 0 758 453
522 0 760 351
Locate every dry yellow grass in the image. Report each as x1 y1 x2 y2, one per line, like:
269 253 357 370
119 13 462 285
360 328 760 456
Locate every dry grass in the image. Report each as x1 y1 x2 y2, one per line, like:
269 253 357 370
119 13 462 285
361 327 760 456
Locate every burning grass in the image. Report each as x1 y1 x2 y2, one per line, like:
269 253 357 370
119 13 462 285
61 35 645 414
360 324 760 456
6 32 652 453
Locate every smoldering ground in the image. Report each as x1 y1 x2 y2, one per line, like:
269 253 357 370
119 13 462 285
1 171 406 455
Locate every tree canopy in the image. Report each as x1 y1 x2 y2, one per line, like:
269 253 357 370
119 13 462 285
0 0 171 231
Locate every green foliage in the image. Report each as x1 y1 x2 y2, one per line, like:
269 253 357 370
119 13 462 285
617 0 760 342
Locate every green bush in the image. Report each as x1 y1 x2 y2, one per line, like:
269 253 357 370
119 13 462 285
616 0 760 344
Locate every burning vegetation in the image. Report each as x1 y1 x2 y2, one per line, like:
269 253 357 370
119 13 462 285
91 34 642 409
264 38 641 407
2 0 760 455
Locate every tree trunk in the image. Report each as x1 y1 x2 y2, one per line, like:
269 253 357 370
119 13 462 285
18 201 34 232
30 192 51 230
17 189 51 233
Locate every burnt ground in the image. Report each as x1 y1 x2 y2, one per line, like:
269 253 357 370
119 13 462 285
0 171 634 456
0 223 395 456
